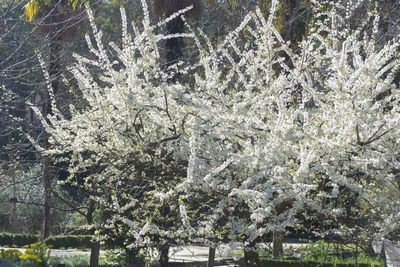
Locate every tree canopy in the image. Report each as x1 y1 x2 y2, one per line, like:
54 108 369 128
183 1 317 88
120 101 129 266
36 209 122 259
29 0 400 261
1 0 400 266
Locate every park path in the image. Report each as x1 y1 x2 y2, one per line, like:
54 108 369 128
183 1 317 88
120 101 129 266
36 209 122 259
0 243 301 259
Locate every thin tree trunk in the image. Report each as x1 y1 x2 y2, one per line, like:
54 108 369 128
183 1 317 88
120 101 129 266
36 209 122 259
158 203 170 267
42 151 53 240
207 247 216 267
11 198 18 232
11 173 18 233
86 199 100 267
42 159 52 239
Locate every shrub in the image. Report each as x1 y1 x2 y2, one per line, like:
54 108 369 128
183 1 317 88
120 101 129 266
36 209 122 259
0 248 22 262
47 255 89 267
101 249 146 266
0 232 38 247
0 233 13 246
45 235 92 249
0 243 51 267
44 234 124 250
13 233 39 247
48 254 123 267
290 241 384 266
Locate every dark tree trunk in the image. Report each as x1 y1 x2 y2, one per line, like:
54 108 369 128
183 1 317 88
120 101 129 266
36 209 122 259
42 158 52 239
158 203 170 267
165 15 185 81
90 242 101 267
126 247 140 266
87 199 100 267
244 242 259 267
11 173 18 233
159 243 169 267
165 16 184 65
42 38 61 240
159 11 187 267
207 247 216 267
278 0 301 42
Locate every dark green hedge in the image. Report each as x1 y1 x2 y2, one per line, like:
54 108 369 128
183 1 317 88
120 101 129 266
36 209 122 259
0 233 123 249
44 235 92 249
0 233 38 247
44 235 123 249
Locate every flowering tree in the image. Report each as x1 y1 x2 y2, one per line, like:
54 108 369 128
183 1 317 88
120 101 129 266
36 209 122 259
176 0 400 262
32 1 199 265
31 0 400 265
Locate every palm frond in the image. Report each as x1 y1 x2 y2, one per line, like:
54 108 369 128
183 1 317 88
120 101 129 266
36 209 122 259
23 0 40 21
22 0 88 40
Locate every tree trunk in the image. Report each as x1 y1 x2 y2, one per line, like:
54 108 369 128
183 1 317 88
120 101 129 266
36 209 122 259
159 11 185 266
42 159 52 239
86 199 100 267
165 15 185 82
126 248 139 265
159 243 169 267
90 242 100 267
207 247 216 267
273 199 292 259
41 37 61 240
278 0 301 42
11 198 18 232
165 15 184 66
273 231 284 258
11 173 18 233
244 241 259 267
158 203 170 267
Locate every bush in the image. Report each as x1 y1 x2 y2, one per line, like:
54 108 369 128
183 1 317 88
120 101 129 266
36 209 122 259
44 234 124 250
48 255 123 267
45 235 92 249
0 232 38 247
288 241 384 266
47 255 90 267
20 243 51 265
102 250 146 266
0 233 13 246
0 243 51 267
0 248 22 262
13 234 39 247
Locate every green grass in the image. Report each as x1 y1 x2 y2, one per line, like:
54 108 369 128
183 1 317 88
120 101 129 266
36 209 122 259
260 240 385 267
47 254 121 267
